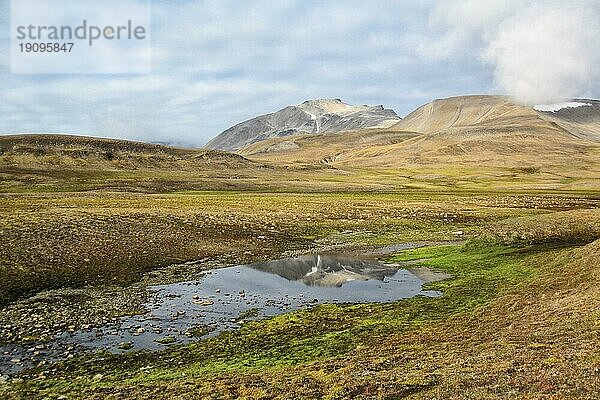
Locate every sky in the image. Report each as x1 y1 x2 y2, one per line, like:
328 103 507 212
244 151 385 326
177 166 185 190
0 0 598 147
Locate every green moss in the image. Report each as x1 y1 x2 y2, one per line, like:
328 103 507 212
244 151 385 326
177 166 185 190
154 336 177 345
184 325 214 338
235 308 261 322
10 241 548 399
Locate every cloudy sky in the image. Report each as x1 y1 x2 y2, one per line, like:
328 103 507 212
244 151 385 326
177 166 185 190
0 0 598 146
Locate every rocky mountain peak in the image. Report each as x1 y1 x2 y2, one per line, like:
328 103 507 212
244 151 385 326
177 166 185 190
205 99 400 152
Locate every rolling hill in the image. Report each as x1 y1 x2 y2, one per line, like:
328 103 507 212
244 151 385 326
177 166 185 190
0 134 275 193
0 134 253 169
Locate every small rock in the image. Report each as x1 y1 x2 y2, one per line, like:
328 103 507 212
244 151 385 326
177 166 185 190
118 342 133 350
193 299 214 306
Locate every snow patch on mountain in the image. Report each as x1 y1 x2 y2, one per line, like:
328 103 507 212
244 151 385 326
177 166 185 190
533 102 592 112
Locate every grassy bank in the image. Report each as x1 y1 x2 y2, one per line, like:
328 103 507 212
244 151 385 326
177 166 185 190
4 226 599 398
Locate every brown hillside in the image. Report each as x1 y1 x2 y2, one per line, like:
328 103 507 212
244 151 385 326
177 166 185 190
241 95 600 173
0 134 253 169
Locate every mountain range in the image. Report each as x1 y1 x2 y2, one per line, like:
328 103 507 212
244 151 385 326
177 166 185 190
235 95 600 171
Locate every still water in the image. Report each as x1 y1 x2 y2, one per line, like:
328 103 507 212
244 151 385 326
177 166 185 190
1 254 442 375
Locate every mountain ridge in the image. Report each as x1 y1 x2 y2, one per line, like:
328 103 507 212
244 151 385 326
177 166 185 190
239 95 600 174
392 95 600 143
204 99 400 151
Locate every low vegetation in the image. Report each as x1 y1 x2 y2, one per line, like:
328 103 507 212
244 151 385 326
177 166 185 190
480 208 600 245
3 191 597 307
2 203 599 398
0 135 599 398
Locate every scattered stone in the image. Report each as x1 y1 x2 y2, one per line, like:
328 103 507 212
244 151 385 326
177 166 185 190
193 299 214 306
117 342 133 350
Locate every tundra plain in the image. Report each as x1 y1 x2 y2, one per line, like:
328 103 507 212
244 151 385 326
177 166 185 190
1 96 600 399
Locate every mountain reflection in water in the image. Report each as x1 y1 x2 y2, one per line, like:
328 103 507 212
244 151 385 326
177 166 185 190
249 255 399 287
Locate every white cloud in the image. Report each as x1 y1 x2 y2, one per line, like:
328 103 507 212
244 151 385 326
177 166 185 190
426 0 600 104
483 1 600 104
416 0 526 61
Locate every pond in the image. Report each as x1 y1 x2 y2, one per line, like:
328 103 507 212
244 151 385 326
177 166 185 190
1 253 443 375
